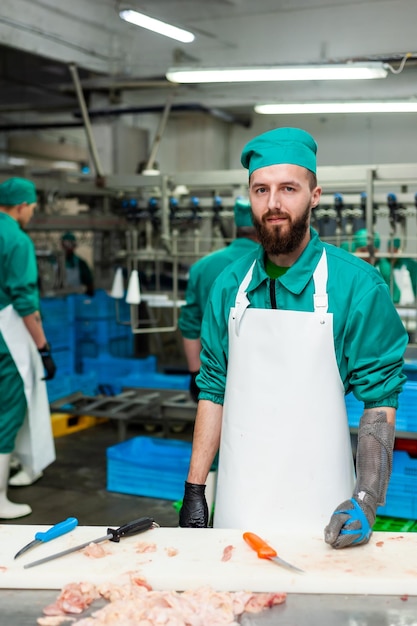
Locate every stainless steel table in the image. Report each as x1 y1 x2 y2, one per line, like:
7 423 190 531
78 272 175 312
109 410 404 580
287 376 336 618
3 590 417 625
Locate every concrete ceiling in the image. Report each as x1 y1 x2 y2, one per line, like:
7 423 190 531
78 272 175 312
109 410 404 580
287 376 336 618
0 0 416 127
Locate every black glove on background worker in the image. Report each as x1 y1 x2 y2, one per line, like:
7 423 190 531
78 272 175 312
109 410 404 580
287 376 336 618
179 481 208 527
325 409 395 548
38 342 57 380
189 371 200 403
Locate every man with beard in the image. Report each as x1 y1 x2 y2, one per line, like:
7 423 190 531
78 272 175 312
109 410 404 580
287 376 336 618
178 128 408 549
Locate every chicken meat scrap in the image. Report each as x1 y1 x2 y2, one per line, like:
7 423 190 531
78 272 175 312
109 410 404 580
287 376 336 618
39 576 286 626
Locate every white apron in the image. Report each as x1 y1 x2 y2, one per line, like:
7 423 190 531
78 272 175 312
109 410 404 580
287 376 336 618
214 250 355 533
0 305 55 474
394 265 415 306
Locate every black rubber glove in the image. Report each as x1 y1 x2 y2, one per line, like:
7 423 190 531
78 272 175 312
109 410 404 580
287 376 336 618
179 481 208 527
189 371 200 403
324 494 376 549
38 343 57 381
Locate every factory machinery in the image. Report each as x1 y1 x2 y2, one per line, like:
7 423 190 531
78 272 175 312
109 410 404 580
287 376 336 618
2 162 417 436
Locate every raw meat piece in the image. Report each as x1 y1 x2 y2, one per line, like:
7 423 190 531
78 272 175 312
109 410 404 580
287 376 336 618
135 541 157 553
82 543 108 559
221 545 235 561
40 575 286 625
42 582 100 616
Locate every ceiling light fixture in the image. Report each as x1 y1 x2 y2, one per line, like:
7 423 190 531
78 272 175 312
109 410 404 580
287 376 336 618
166 63 387 84
119 9 195 43
255 101 417 114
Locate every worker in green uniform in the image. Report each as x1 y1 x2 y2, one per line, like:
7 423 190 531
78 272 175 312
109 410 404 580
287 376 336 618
59 232 94 296
387 236 417 304
352 228 401 304
178 197 259 401
0 177 57 518
179 127 408 549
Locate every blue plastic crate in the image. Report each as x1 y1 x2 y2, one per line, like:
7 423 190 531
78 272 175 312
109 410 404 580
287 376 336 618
377 494 417 519
41 296 76 350
120 371 190 390
75 318 134 356
51 347 75 376
346 382 417 432
80 354 157 383
107 436 192 500
404 359 417 382
46 371 98 403
73 289 120 320
376 451 417 519
46 377 72 403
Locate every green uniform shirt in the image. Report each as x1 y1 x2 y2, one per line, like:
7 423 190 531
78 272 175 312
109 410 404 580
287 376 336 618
178 238 260 339
0 213 39 316
198 228 408 409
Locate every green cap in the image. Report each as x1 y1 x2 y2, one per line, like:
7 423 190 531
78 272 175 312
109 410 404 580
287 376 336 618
61 231 77 242
353 228 381 250
234 197 253 227
0 177 37 206
241 127 317 176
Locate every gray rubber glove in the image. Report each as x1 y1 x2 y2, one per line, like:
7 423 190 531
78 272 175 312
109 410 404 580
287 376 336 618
179 481 208 527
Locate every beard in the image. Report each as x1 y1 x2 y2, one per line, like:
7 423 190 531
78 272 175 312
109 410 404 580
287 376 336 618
252 204 311 257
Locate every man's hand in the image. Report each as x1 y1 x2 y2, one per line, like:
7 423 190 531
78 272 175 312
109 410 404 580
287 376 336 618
179 481 208 527
38 343 57 380
189 371 200 403
324 495 376 549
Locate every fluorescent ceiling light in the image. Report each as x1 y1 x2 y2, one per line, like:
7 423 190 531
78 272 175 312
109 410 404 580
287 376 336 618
166 63 387 83
255 102 417 114
119 9 195 43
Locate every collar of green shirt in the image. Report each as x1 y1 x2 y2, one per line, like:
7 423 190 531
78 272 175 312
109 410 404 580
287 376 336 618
251 227 324 295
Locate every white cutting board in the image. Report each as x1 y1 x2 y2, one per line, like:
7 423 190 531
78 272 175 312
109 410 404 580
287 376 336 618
1 525 417 595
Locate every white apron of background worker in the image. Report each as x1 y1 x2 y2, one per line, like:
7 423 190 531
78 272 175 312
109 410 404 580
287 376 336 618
214 250 355 533
0 305 55 476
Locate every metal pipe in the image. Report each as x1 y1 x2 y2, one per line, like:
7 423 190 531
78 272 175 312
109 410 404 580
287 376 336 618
365 167 376 263
68 63 105 179
145 94 174 171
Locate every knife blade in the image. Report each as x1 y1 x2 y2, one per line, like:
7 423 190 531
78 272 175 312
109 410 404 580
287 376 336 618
23 516 156 569
243 531 305 574
14 517 79 559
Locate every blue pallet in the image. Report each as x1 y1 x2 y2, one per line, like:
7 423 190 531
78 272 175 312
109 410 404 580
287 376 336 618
107 436 192 500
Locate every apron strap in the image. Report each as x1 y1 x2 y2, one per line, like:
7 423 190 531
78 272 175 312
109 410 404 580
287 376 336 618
232 260 256 335
313 249 328 316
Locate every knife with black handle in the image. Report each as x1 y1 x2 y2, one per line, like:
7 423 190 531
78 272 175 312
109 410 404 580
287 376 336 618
24 516 156 569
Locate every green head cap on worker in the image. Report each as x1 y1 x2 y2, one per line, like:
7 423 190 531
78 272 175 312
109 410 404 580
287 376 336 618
240 127 318 177
0 177 37 206
61 231 77 243
61 231 77 254
233 196 253 227
353 228 381 251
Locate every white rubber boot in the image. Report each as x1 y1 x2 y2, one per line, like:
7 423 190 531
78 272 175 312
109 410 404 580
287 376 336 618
0 453 32 519
9 468 43 487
